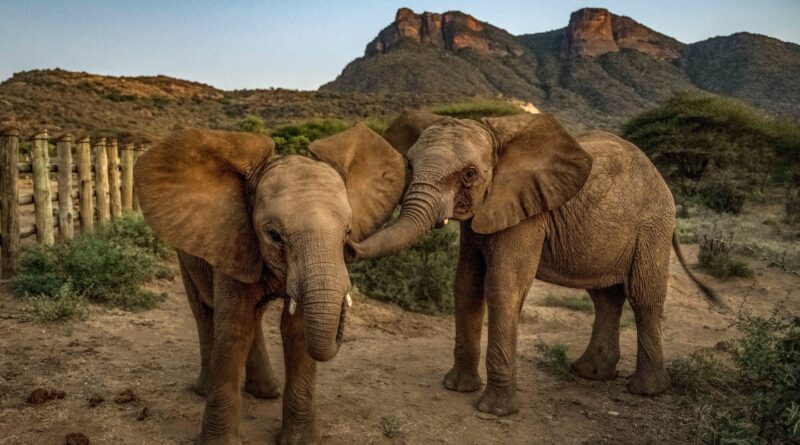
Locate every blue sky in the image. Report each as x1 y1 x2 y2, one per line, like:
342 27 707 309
1 1 798 90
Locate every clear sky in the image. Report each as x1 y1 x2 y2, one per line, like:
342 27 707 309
1 1 798 90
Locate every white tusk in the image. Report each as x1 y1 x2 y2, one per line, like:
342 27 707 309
443 218 449 225
288 298 297 315
345 292 352 307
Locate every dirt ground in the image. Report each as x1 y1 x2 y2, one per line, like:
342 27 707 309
0 246 798 445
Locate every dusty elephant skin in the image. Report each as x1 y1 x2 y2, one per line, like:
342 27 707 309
351 111 721 417
134 125 404 444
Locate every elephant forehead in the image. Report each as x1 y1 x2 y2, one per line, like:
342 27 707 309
410 119 493 166
255 157 350 218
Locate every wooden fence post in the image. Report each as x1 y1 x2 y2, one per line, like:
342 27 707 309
132 143 145 212
31 130 55 245
121 143 134 210
107 138 122 219
56 134 75 240
0 124 20 277
76 136 94 233
94 138 110 224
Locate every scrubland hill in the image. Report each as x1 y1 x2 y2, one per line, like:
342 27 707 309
323 7 800 128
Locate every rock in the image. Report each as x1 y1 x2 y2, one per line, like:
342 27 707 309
87 395 104 408
562 7 681 60
27 388 66 405
137 407 149 421
65 432 90 445
113 388 138 404
366 8 524 58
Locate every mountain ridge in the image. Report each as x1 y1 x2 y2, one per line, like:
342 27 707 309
323 7 800 127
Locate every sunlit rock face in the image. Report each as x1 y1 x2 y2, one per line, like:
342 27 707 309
366 8 524 57
562 8 681 61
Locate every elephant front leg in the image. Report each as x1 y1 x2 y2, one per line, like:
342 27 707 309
444 225 486 393
200 276 259 445
244 308 282 399
278 302 320 445
478 226 542 416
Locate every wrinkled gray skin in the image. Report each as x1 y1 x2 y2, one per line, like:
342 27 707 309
135 126 404 445
351 112 720 417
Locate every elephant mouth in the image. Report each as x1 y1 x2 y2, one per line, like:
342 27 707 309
335 296 347 348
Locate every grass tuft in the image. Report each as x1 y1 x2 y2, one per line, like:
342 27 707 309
535 340 573 380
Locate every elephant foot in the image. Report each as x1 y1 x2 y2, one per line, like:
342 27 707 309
443 366 482 392
627 368 671 396
571 354 619 381
192 375 212 397
245 378 282 399
477 386 519 416
277 422 320 445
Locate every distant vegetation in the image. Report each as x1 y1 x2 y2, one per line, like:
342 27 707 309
623 92 800 215
13 214 169 321
669 313 800 444
432 99 523 120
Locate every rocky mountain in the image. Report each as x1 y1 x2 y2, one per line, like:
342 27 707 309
323 7 800 129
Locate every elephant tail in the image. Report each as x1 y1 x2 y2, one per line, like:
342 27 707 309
672 230 726 308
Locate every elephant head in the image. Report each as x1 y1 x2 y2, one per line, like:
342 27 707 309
349 111 593 260
134 124 404 361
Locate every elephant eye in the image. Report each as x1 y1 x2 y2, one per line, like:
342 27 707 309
267 229 283 244
463 166 478 185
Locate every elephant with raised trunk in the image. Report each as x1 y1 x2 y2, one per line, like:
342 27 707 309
348 111 720 416
134 124 404 444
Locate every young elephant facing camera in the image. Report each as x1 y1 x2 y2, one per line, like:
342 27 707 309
134 124 404 445
349 111 721 417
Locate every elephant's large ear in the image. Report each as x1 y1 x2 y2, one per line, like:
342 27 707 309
471 113 593 234
382 110 446 155
309 123 405 241
134 129 274 283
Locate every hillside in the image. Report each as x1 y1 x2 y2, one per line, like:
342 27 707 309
0 69 465 141
323 7 800 129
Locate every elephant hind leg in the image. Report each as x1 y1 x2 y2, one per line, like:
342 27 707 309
625 233 672 396
571 285 624 380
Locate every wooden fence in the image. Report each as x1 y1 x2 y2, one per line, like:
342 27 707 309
0 124 147 278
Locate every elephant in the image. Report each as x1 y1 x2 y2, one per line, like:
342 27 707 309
348 110 720 416
134 124 405 444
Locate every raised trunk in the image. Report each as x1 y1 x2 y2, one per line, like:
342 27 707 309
351 182 443 260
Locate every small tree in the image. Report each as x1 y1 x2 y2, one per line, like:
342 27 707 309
237 114 267 134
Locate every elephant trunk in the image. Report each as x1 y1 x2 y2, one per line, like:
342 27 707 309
350 182 446 260
293 238 350 362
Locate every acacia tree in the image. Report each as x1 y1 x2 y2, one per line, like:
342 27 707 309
623 92 798 201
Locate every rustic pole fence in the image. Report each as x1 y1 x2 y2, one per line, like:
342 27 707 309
76 136 94 233
121 143 134 210
94 138 110 224
56 134 75 240
0 128 148 277
0 125 20 278
31 131 55 246
107 138 122 219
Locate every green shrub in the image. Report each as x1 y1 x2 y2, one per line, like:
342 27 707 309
697 174 749 214
535 341 573 380
698 232 753 279
432 100 523 120
12 214 167 314
237 114 267 134
731 316 800 443
26 283 89 322
349 227 457 314
673 314 800 444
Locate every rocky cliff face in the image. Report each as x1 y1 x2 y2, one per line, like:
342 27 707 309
562 8 682 61
366 8 524 57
